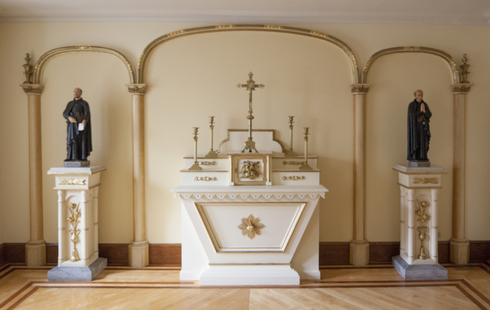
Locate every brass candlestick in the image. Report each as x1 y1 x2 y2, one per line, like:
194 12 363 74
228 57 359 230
237 72 264 153
299 127 313 171
285 116 298 158
189 127 202 171
205 116 218 158
22 53 33 84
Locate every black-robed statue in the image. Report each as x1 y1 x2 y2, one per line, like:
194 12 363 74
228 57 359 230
63 88 92 165
407 89 432 167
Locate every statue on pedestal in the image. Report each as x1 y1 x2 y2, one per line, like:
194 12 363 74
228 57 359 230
63 88 92 166
407 90 431 167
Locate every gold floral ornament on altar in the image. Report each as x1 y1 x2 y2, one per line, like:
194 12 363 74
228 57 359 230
240 161 261 180
238 214 265 240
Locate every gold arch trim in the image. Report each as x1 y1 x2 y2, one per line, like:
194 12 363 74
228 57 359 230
32 46 135 84
137 25 360 84
361 46 460 84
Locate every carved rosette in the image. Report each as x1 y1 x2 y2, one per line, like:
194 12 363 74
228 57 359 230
126 84 147 94
238 214 265 239
20 84 44 95
451 83 473 94
351 84 370 94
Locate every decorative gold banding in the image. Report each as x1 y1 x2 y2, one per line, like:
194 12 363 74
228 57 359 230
32 46 135 84
362 46 460 84
351 84 370 94
451 84 473 93
413 177 438 185
59 179 86 186
282 176 306 181
194 177 217 181
197 161 216 165
126 84 147 94
283 161 304 166
20 84 43 94
138 25 360 84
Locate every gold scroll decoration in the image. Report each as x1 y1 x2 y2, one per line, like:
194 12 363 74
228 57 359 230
282 176 306 181
59 179 86 185
415 200 431 260
238 214 265 240
67 202 81 262
194 177 217 181
413 178 438 185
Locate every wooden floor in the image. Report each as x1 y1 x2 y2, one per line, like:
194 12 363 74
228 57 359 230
1 262 490 310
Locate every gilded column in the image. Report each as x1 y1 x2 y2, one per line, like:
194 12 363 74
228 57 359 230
19 84 46 266
126 84 149 267
450 84 472 265
349 84 370 265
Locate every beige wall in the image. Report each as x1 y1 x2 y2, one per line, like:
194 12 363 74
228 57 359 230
0 22 489 245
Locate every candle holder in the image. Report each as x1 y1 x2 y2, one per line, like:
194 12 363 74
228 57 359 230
188 127 203 171
205 116 218 158
299 127 313 171
285 116 298 158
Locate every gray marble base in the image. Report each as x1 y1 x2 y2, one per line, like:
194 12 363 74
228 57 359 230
48 257 107 282
64 160 90 167
408 160 430 167
393 256 447 280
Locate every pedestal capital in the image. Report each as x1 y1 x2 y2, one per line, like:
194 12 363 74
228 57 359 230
393 165 447 189
451 83 473 94
126 84 147 94
20 84 44 95
48 166 107 190
351 84 370 94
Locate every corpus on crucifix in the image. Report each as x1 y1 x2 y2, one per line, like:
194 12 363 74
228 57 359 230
237 72 265 153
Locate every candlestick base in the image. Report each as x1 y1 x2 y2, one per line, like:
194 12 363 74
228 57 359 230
285 150 298 158
188 163 203 171
205 150 219 158
299 163 314 171
241 139 259 153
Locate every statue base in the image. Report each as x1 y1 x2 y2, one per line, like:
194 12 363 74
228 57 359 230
408 160 430 167
48 257 107 282
393 256 447 279
64 160 90 167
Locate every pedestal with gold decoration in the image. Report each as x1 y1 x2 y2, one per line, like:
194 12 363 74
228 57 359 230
47 166 107 281
173 130 327 286
392 165 448 279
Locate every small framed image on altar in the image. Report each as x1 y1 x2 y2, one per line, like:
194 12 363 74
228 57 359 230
231 154 271 186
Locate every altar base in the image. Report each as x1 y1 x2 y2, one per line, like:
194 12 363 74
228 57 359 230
200 265 299 286
48 257 107 282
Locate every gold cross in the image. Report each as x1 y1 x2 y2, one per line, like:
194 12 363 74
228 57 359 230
237 72 265 112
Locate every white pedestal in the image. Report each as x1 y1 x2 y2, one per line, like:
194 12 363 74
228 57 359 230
47 166 106 281
173 185 327 286
393 165 447 279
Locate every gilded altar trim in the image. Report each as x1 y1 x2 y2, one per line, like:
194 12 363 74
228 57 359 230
174 192 325 200
138 25 360 84
32 46 135 84
217 129 287 155
413 177 438 184
351 84 370 94
59 179 86 185
361 46 460 84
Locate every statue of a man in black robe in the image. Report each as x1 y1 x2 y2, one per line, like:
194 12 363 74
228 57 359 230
407 90 431 166
63 88 92 162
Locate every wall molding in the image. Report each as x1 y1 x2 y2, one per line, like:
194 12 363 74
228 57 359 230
1 241 488 267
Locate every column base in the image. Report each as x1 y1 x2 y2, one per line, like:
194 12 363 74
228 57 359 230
393 256 447 279
26 240 46 266
350 240 369 265
450 238 470 265
48 257 107 282
129 241 149 267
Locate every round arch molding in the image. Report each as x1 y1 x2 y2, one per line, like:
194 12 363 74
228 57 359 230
137 24 360 84
32 46 135 84
361 46 460 84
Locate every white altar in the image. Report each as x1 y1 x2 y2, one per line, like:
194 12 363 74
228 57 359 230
173 130 328 286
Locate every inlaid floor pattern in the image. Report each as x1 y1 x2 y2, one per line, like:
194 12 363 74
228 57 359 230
1 262 489 309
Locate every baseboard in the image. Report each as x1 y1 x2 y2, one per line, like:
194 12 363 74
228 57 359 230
2 241 488 266
0 243 6 267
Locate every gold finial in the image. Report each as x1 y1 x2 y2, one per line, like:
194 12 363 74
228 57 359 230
460 54 470 83
22 53 33 84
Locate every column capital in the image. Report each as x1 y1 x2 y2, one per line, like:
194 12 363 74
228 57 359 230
451 83 473 94
20 84 43 95
351 84 370 94
126 84 147 94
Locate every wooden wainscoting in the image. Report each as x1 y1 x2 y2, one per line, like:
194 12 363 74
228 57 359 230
1 241 488 267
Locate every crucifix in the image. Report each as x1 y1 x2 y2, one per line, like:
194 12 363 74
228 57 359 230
237 72 265 153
